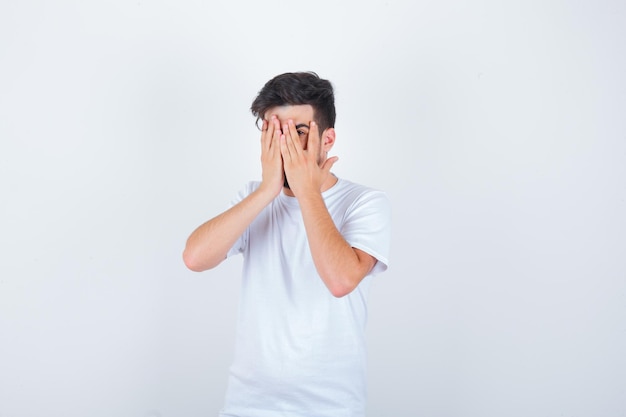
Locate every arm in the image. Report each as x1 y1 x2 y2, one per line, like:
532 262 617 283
183 116 284 272
280 120 377 297
298 192 377 297
183 186 276 271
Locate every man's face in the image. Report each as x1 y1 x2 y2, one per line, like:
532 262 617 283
263 104 326 189
264 104 319 153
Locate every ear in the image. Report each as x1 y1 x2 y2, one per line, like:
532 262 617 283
321 127 336 153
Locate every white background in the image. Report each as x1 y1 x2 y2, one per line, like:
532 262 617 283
1 1 625 416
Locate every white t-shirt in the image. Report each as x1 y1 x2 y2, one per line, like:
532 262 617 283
219 177 391 417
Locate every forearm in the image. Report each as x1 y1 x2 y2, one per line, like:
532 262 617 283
298 192 375 297
183 186 275 272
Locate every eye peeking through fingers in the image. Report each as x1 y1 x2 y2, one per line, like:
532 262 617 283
294 123 309 137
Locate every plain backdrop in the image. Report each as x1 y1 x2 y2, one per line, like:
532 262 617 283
1 1 625 416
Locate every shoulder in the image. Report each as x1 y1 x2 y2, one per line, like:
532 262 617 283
230 180 262 205
333 178 390 208
238 180 262 195
325 178 391 222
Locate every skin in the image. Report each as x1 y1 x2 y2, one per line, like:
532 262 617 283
183 105 377 297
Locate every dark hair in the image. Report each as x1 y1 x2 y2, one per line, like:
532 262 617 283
251 72 336 133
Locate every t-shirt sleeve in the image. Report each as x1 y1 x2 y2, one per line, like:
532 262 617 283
340 190 392 275
225 182 257 258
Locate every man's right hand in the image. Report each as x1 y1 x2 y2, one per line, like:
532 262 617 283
183 116 285 272
259 115 284 197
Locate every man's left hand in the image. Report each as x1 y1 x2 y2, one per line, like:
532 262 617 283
280 119 338 197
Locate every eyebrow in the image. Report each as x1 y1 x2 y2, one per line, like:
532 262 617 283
295 123 309 130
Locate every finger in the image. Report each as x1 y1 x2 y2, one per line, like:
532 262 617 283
283 122 299 158
308 121 321 162
287 120 304 155
262 117 274 151
260 119 268 149
279 133 291 162
321 155 339 174
265 115 279 153
271 117 282 153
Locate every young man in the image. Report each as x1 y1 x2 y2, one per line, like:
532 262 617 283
183 72 391 417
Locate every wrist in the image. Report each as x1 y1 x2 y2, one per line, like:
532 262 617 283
295 189 324 205
257 182 281 201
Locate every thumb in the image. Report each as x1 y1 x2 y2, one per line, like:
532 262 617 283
321 156 339 174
